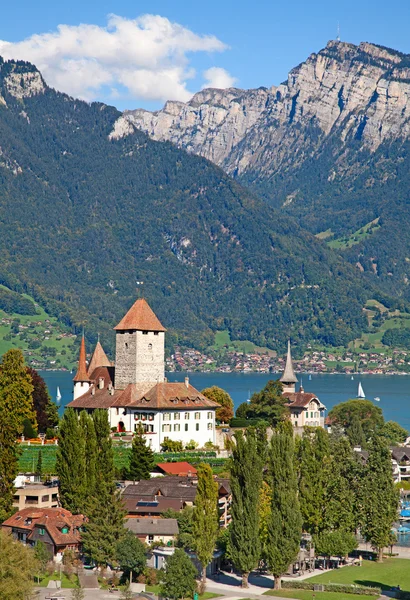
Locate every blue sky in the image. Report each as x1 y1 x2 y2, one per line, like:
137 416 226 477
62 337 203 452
1 0 410 110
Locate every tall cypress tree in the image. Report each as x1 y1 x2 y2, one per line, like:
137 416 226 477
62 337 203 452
229 428 264 587
128 423 155 481
56 408 87 513
0 349 36 434
192 463 219 583
79 411 97 496
361 436 399 561
0 410 19 522
81 409 125 566
266 430 302 590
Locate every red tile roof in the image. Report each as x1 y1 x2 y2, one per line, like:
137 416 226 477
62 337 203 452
73 334 90 382
128 382 220 409
156 462 198 476
283 391 323 408
87 341 111 375
114 298 166 332
2 508 85 547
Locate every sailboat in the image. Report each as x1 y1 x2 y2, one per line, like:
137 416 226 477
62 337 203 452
246 390 251 403
351 375 354 381
308 374 312 381
56 386 62 403
374 397 381 402
357 382 365 399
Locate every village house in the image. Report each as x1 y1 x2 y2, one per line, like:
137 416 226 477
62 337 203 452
67 298 219 452
125 517 179 546
154 462 197 477
12 482 59 511
2 508 84 561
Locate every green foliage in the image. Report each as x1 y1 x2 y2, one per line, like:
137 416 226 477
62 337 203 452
0 529 39 600
192 463 219 580
201 386 234 423
163 506 194 549
22 418 37 439
0 349 36 434
159 548 197 600
0 287 37 315
36 449 43 477
229 428 264 586
56 408 87 513
361 437 400 559
379 421 408 444
328 400 384 444
266 430 302 588
28 367 59 433
127 424 155 481
382 328 410 348
161 438 184 452
71 586 85 600
242 380 289 427
34 540 50 574
280 581 380 595
313 529 357 558
116 531 146 579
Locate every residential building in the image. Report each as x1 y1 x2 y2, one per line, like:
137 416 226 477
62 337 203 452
125 518 178 546
12 483 59 511
68 298 219 452
2 508 84 562
154 462 197 477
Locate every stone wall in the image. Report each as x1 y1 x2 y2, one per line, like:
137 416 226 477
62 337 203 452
115 330 165 389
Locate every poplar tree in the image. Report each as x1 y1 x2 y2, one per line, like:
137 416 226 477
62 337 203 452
0 410 19 522
82 410 125 566
266 430 302 590
128 423 154 481
56 408 87 513
79 411 97 495
192 463 219 583
229 428 264 587
0 349 36 434
36 450 43 478
361 436 399 561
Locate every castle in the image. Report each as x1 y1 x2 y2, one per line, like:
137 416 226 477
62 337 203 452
68 298 219 452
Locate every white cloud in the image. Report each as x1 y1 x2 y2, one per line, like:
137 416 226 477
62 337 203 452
0 14 232 104
202 67 237 89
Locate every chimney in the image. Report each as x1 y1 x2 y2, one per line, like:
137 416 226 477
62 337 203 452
109 387 115 396
184 377 189 389
91 387 95 396
98 377 104 390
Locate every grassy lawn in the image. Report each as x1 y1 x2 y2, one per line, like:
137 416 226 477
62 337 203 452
37 572 79 588
265 591 371 600
308 558 410 591
146 585 219 599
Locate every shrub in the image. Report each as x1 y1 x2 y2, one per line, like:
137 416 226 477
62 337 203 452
281 581 380 596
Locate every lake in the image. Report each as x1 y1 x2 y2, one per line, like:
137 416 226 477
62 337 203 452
41 371 410 429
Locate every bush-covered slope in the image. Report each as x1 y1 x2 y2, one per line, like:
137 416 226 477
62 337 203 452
0 58 378 352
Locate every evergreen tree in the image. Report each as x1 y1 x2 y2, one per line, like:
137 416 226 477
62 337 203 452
361 436 399 561
192 463 219 583
0 410 19 521
81 410 125 566
296 427 330 535
347 414 367 448
128 423 154 481
160 548 197 600
266 430 302 590
56 408 87 514
229 428 264 587
116 530 146 583
79 411 97 495
0 349 36 434
36 450 43 478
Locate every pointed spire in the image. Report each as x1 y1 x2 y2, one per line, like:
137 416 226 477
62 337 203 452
87 340 111 376
280 340 298 384
73 333 90 382
114 298 166 332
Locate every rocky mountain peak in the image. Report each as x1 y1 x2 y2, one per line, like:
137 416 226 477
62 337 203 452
0 58 45 100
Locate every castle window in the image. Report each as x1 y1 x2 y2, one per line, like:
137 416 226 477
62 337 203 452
174 424 180 432
142 331 148 335
207 423 212 430
196 423 199 431
148 343 152 350
184 412 190 420
174 413 180 420
185 424 188 431
163 413 171 421
125 342 128 349
162 424 171 433
207 412 212 419
194 412 200 420
154 332 159 336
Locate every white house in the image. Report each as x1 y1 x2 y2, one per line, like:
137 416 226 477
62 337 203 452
67 298 219 452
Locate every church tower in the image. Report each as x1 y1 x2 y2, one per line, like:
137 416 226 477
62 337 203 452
280 340 298 393
114 298 166 389
73 333 91 400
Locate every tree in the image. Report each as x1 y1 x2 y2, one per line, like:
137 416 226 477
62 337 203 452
128 423 155 481
116 531 146 583
202 386 234 423
347 414 367 448
27 367 59 432
120 584 133 600
313 530 357 566
56 408 87 513
160 548 197 600
79 411 97 496
296 427 330 535
0 406 19 522
266 430 302 590
163 506 194 549
0 529 39 600
192 463 219 583
245 380 289 427
361 436 399 561
229 428 264 587
258 480 272 563
379 421 408 445
36 450 43 478
34 540 50 575
328 400 384 443
0 349 36 435
71 586 85 600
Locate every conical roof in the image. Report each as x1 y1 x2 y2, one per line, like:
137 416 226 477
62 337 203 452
87 340 111 376
280 340 298 384
114 298 166 332
73 334 90 382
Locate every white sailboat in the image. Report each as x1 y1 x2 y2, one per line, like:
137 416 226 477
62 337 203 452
56 386 62 403
374 397 380 402
247 390 251 403
351 375 354 381
357 382 365 399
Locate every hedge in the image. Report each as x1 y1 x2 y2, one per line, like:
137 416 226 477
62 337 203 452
282 581 380 596
229 418 269 428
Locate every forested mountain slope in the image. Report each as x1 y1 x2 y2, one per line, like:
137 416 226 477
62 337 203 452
126 41 410 301
0 56 381 352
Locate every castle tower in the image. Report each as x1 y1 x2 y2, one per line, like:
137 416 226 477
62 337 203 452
87 337 111 376
73 333 91 400
280 339 298 393
114 298 166 389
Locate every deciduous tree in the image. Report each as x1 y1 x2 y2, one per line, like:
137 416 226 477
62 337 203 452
0 530 39 600
116 530 146 583
244 380 289 426
128 423 154 481
27 367 59 432
192 463 219 583
328 400 384 443
202 386 234 423
0 349 36 434
56 408 87 513
160 548 197 600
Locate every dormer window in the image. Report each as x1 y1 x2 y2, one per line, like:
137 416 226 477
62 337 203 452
25 518 32 525
61 526 69 534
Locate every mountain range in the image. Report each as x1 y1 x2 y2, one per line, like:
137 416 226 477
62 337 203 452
0 53 382 354
126 40 410 302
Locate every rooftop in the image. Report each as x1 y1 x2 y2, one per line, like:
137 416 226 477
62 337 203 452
125 518 179 536
114 298 166 332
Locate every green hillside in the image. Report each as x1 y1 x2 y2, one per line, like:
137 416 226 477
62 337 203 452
0 57 391 353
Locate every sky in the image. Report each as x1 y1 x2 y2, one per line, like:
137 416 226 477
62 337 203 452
1 0 410 111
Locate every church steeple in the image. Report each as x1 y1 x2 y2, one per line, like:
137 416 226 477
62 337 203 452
280 340 298 393
88 338 111 376
73 333 91 400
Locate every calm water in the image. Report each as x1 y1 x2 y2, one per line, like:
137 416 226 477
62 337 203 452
40 371 410 429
